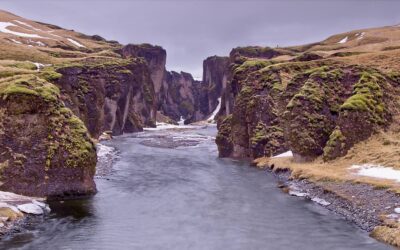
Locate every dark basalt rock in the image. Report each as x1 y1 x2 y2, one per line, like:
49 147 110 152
0 75 96 198
216 52 397 161
56 57 156 138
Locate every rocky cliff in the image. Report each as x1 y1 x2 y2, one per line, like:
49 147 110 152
0 11 158 197
216 36 400 161
56 56 156 138
0 74 96 197
119 44 227 124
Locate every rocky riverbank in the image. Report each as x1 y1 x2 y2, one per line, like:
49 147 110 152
254 158 400 247
0 191 51 237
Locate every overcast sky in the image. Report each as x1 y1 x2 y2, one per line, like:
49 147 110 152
1 0 399 78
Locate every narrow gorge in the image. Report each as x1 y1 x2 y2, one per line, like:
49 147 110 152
0 5 400 249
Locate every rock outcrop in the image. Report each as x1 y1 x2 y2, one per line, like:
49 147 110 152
119 44 227 124
56 57 156 138
216 45 399 161
0 75 97 197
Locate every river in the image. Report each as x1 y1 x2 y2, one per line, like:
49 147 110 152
0 126 390 249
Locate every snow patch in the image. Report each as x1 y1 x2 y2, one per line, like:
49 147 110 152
288 190 308 197
311 197 331 206
0 21 45 38
28 39 46 47
13 20 43 32
33 62 44 71
207 97 222 123
10 38 22 44
338 36 348 44
272 150 293 158
67 38 85 48
350 164 400 182
17 203 43 215
357 32 365 40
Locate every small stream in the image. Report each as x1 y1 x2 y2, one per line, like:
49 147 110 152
0 126 391 250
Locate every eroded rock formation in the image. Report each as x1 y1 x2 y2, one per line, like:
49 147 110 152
56 57 156 138
0 75 97 197
216 46 399 161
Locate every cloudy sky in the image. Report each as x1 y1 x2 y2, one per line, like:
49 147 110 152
1 0 399 78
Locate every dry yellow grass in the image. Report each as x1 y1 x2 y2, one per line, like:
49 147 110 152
256 121 400 193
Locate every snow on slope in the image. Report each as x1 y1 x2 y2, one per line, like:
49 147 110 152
67 38 85 48
338 36 348 44
0 21 45 38
350 164 400 182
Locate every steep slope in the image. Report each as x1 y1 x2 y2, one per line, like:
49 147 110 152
119 44 227 124
0 74 96 197
0 10 158 197
216 24 400 161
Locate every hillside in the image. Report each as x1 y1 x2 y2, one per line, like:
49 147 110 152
214 24 400 247
0 10 224 198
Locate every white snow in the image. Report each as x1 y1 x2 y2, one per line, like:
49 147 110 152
28 39 46 47
33 62 44 71
288 190 308 197
10 38 22 44
272 150 293 158
338 36 348 44
17 203 43 215
0 21 45 38
350 164 400 182
13 20 43 32
312 197 331 206
207 97 222 123
67 38 85 48
357 32 365 40
0 190 37 203
395 208 400 214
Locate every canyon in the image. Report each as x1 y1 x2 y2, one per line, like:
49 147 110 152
1 8 400 248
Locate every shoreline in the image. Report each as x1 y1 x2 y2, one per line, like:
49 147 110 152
262 164 400 247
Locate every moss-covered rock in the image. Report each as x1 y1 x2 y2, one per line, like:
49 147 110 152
216 54 396 162
56 56 156 138
0 74 96 198
216 115 234 157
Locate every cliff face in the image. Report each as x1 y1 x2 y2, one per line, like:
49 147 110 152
0 11 160 198
120 44 227 124
216 45 400 161
119 44 166 115
202 56 230 120
56 57 156 138
0 75 96 197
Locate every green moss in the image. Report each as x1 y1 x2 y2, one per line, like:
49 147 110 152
234 59 271 75
0 75 60 102
39 69 62 82
323 127 347 160
340 71 385 124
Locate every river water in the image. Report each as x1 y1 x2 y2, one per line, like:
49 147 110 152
0 126 391 249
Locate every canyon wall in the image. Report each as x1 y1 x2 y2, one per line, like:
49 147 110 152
119 44 227 124
0 75 97 197
215 46 400 161
56 57 156 138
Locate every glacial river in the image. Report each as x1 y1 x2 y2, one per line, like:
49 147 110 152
0 126 390 249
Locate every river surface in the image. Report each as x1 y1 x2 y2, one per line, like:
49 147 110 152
0 126 391 250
